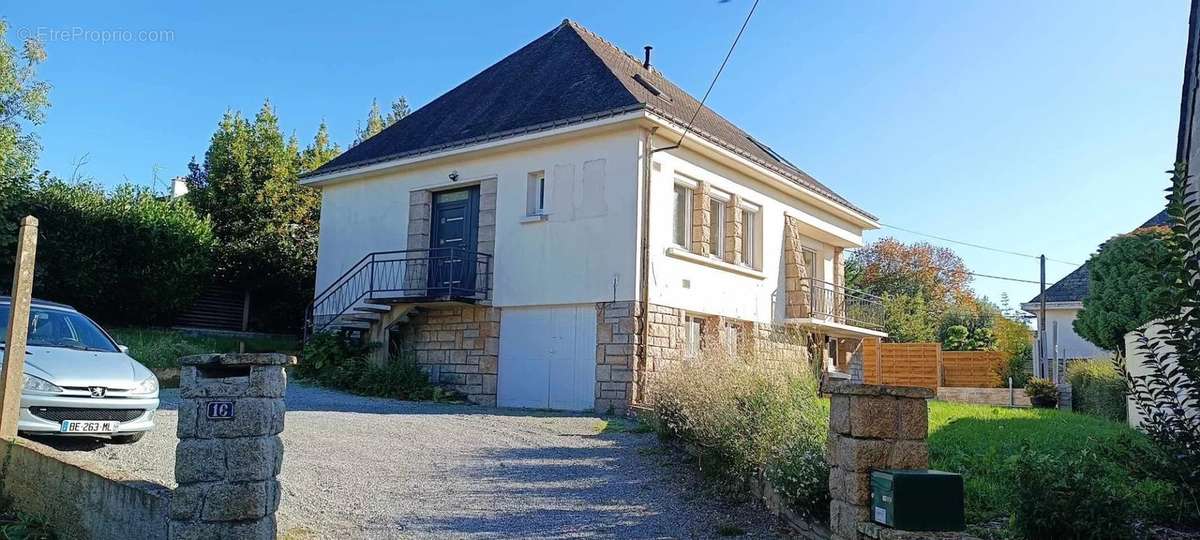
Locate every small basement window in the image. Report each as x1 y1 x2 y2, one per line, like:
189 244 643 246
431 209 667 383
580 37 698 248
685 314 705 359
526 171 546 216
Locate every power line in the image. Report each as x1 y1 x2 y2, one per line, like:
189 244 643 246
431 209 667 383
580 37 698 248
671 0 760 150
950 268 1042 285
880 222 1082 267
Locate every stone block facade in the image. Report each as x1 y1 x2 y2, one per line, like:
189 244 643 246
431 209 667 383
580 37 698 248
381 301 812 413
595 301 643 413
404 190 432 291
825 381 933 540
691 181 711 254
723 194 743 264
391 305 500 406
784 215 811 319
601 300 811 411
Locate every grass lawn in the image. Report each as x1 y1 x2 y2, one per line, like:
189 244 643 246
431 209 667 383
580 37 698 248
109 327 300 370
927 401 1175 526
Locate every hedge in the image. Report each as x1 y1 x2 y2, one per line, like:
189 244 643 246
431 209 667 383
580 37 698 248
1 179 216 326
1067 359 1127 423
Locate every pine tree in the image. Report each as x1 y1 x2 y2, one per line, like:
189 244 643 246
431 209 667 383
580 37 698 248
300 122 341 173
385 97 410 126
353 99 387 146
352 97 411 146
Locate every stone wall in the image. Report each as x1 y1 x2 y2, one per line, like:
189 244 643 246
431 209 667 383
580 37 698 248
393 305 500 406
606 300 811 410
826 381 932 540
0 439 170 540
595 301 641 413
936 387 1032 408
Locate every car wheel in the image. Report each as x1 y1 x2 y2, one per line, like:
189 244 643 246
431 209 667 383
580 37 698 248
110 432 145 444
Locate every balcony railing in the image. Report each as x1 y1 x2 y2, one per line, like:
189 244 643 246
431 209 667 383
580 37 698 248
805 277 885 332
305 248 492 339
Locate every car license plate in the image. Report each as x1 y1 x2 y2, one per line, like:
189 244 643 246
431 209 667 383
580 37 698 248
59 420 118 433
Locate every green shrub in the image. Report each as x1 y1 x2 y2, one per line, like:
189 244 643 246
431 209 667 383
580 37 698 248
1024 377 1058 407
651 344 828 517
1 179 215 326
1066 359 1126 423
766 438 830 521
298 332 450 401
1011 448 1133 539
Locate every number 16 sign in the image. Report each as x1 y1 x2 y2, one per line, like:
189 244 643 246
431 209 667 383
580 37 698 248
206 401 235 419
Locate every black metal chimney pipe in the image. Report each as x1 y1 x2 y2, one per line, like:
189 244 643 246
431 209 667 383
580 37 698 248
643 45 652 69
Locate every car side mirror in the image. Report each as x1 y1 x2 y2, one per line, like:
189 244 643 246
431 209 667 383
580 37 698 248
118 345 130 355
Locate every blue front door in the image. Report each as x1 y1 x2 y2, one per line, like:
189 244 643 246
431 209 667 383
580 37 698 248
428 187 479 296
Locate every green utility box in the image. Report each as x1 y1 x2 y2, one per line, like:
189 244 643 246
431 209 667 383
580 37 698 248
871 469 965 532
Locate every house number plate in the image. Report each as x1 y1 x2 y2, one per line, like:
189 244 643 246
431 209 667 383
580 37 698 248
206 401 235 419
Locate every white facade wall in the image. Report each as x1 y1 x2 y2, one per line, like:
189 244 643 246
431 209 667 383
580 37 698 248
644 136 865 325
314 130 642 308
1026 306 1110 360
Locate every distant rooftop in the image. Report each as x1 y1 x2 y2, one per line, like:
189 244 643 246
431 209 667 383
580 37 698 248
1026 209 1171 305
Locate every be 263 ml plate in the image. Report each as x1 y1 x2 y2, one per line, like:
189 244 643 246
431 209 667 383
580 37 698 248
59 420 118 433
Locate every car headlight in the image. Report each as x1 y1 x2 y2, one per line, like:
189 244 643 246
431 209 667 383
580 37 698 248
131 375 159 395
23 374 62 393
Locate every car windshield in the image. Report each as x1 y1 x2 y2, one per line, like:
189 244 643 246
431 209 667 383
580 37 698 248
0 304 118 353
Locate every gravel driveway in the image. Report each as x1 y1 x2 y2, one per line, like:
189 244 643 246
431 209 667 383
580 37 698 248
26 383 779 539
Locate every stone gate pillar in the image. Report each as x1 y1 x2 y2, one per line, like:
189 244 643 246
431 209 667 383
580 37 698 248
825 381 932 540
170 353 293 539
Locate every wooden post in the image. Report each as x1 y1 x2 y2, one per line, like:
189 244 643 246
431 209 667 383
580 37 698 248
0 217 38 440
936 344 945 388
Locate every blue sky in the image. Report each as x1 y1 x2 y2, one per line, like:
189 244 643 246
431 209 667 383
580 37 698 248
5 1 1190 308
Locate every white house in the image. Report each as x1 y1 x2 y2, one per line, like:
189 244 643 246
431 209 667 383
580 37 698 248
1020 210 1171 365
301 20 884 412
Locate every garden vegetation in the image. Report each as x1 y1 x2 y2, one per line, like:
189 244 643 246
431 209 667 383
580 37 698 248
650 344 1190 538
297 332 450 402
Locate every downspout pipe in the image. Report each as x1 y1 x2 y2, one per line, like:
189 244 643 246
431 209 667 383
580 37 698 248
636 127 658 405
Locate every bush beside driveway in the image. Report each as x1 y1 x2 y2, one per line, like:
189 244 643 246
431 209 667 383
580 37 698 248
26 383 779 539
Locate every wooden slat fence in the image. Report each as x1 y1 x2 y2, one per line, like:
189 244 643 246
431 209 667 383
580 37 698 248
941 351 1004 388
860 339 1004 390
861 339 940 390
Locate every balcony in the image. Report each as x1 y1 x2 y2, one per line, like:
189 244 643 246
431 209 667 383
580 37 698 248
306 248 492 338
788 277 886 337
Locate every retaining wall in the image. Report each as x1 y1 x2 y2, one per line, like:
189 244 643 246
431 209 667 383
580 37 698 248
0 439 169 539
936 387 1032 408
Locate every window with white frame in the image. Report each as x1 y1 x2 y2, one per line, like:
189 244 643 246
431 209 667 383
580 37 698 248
740 204 759 268
526 171 546 216
723 321 741 355
685 314 704 358
709 197 725 257
802 247 818 280
672 183 692 246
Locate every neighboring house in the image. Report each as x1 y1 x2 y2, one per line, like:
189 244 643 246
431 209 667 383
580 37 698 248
300 20 884 412
1021 210 1171 362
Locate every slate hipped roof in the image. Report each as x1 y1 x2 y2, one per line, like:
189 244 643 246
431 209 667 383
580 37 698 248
1026 210 1172 304
306 19 872 219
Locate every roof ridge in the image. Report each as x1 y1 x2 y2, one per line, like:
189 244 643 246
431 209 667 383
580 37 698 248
562 19 653 74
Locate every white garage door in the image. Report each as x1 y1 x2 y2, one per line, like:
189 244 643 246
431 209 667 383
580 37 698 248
498 305 597 411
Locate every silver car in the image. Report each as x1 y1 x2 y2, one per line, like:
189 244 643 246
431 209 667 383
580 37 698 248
0 297 159 444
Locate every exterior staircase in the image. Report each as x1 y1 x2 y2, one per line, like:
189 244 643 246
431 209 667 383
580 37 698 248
305 248 493 341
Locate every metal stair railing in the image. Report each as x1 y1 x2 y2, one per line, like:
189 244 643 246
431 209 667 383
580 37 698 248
304 248 492 341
